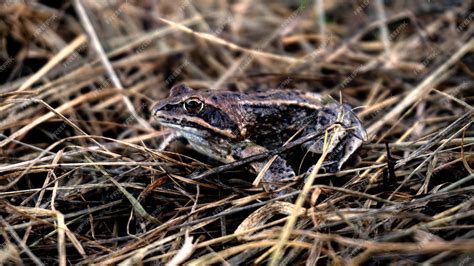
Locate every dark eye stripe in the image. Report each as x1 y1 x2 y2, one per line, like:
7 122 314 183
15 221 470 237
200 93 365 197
157 103 240 139
200 106 239 136
157 103 180 112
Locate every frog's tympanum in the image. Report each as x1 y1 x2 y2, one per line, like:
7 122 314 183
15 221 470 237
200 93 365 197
152 84 366 192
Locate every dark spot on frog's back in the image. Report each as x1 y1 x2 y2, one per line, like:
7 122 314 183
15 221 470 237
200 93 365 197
318 115 329 125
222 92 244 100
206 92 242 102
254 94 269 100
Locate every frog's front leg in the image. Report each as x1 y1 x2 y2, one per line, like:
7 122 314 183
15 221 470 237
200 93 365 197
157 131 182 151
234 142 295 193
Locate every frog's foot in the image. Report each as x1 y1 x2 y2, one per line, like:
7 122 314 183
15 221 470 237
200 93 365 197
304 160 339 179
257 157 296 196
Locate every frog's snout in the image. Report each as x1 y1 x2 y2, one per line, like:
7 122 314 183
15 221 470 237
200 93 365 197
151 101 168 117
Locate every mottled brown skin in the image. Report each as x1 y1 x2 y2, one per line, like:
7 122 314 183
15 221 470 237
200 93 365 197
152 84 366 192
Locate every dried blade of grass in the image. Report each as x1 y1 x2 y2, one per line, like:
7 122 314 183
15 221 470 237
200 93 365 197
72 0 152 131
374 0 391 56
0 244 21 265
364 78 383 107
350 240 474 265
189 240 313 266
438 174 474 193
157 17 298 64
47 150 67 266
9 200 122 230
94 218 217 265
269 124 340 265
315 0 326 36
0 100 123 191
0 88 116 147
460 129 474 175
185 195 236 214
8 191 87 257
314 185 396 206
388 115 470 197
171 172 396 234
55 212 67 266
21 150 63 245
83 156 162 225
358 120 419 183
235 201 306 235
0 218 43 266
0 34 86 110
0 133 54 155
432 197 474 220
35 99 110 152
357 95 401 118
211 4 307 90
14 206 85 263
379 209 474 242
367 39 474 137
165 232 197 266
5 161 167 172
170 174 218 189
0 131 172 176
161 186 200 265
106 15 204 58
369 137 474 149
396 110 473 168
433 88 473 110
417 153 437 195
26 212 87 258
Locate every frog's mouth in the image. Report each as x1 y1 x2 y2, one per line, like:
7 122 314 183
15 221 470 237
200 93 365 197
159 121 207 135
157 116 238 140
157 119 209 136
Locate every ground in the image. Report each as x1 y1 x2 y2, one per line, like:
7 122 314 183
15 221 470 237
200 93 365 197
0 0 473 265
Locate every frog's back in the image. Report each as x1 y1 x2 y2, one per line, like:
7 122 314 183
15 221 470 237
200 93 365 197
238 89 324 105
229 90 327 148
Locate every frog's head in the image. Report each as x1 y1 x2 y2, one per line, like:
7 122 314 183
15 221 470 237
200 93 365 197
152 84 242 139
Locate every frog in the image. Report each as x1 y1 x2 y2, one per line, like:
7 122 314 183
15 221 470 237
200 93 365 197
151 84 367 193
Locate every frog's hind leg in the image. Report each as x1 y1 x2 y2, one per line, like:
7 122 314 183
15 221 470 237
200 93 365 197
301 105 345 154
302 104 364 173
336 104 367 169
306 139 346 174
305 130 357 174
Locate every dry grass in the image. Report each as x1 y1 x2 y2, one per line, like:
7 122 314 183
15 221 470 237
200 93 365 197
0 0 473 265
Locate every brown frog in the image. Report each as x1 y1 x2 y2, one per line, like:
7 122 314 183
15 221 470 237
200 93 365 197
152 84 366 192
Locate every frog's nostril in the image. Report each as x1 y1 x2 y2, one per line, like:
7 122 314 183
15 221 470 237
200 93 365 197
151 102 168 115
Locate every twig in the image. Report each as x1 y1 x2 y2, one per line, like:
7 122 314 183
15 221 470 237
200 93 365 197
72 0 152 131
367 38 474 137
374 0 391 56
1 218 44 266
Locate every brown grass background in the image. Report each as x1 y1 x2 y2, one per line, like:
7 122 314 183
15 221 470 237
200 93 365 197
0 0 473 264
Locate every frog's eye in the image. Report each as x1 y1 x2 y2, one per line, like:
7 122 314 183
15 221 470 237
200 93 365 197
183 98 204 113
